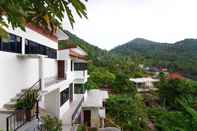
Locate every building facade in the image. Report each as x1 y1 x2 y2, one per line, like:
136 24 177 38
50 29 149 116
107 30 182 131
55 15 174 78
0 23 108 131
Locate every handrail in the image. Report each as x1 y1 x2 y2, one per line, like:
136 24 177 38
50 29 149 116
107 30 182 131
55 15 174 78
72 96 84 123
6 79 41 131
17 79 41 100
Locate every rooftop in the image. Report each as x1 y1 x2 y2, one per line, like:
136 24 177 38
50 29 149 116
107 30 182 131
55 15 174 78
130 77 159 83
83 89 109 108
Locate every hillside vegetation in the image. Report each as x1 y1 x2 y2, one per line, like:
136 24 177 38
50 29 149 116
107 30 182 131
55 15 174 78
62 31 197 131
111 38 197 80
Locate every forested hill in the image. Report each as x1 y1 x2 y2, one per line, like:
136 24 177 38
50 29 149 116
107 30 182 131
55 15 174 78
111 38 197 80
64 31 108 62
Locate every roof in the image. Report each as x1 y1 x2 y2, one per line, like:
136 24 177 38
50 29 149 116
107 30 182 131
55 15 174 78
83 89 109 108
26 23 58 42
130 77 160 83
168 72 185 80
69 47 87 60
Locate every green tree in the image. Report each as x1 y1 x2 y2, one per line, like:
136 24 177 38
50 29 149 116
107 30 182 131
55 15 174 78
0 0 88 37
158 79 193 109
112 72 136 94
106 95 149 131
88 65 115 88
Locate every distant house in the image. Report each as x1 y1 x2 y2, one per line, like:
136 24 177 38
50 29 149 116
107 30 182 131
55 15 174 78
167 72 186 80
130 77 159 92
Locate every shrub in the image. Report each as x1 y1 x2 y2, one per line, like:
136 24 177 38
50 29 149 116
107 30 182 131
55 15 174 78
42 114 62 131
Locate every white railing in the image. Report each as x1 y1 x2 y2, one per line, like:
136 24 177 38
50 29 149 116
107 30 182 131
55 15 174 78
73 70 88 79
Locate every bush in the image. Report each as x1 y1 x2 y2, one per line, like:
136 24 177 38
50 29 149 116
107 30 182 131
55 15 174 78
77 124 86 131
158 79 194 110
112 72 136 94
42 114 62 131
106 95 149 131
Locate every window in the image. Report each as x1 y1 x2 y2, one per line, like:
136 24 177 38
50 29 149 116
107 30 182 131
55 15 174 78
25 39 57 59
71 60 73 71
60 88 69 106
74 84 85 94
74 63 88 71
0 33 22 53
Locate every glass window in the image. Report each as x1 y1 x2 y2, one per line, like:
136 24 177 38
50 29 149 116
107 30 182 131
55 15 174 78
0 33 22 53
60 88 69 106
25 39 57 59
74 84 85 94
74 63 87 71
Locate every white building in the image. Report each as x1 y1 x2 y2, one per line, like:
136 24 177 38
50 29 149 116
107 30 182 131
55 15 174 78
0 23 108 131
130 77 159 92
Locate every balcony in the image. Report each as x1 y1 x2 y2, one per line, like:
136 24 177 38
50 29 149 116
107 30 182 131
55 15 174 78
73 70 89 83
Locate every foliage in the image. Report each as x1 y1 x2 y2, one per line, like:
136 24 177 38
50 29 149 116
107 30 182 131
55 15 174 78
148 107 197 131
158 79 194 110
42 114 62 131
112 72 136 94
106 95 149 131
15 89 38 110
111 38 197 80
63 31 197 130
0 0 88 37
77 124 86 131
89 65 115 88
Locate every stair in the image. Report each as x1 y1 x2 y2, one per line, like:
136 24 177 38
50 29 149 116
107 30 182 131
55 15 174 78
1 88 36 113
0 107 15 114
3 101 16 110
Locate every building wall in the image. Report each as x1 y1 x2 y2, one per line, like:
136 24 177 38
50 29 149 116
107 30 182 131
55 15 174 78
0 26 58 108
44 89 60 117
91 108 100 128
44 58 57 79
0 51 39 107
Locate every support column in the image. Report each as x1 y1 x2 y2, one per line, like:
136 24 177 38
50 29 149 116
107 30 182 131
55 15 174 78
21 37 25 55
39 56 45 107
39 56 45 90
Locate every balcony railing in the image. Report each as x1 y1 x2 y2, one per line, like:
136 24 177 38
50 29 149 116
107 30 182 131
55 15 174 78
6 103 38 131
6 80 41 131
72 96 84 123
73 70 88 79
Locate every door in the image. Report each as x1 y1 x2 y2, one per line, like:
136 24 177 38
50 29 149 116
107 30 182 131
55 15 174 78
84 110 91 127
58 60 65 79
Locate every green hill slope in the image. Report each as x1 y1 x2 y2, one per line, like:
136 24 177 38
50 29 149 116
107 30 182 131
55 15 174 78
111 38 197 79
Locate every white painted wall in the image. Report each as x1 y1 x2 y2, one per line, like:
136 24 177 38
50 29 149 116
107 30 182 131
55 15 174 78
0 51 39 107
0 52 59 108
44 89 60 117
0 25 58 108
91 108 100 128
44 58 57 79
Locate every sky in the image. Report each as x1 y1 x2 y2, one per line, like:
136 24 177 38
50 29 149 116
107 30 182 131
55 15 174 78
63 0 197 50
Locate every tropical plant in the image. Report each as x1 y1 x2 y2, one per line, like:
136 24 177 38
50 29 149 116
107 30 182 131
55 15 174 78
0 0 88 37
112 72 136 94
158 79 193 110
77 124 86 131
15 89 38 110
106 95 149 131
42 114 62 131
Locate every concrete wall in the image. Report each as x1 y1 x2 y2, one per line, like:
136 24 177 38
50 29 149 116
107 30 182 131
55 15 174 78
0 26 58 108
0 51 39 107
91 108 100 128
44 89 60 117
44 58 57 79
